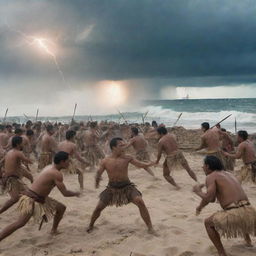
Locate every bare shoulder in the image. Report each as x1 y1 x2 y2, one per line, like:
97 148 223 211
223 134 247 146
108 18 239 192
130 137 136 143
101 157 110 165
158 137 164 144
170 133 176 140
122 154 134 162
47 166 63 180
206 172 217 183
238 142 246 150
16 150 25 157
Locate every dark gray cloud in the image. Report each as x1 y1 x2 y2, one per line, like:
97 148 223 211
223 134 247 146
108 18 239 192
1 0 256 93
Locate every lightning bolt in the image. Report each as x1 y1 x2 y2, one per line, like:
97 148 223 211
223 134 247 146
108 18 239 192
5 23 69 88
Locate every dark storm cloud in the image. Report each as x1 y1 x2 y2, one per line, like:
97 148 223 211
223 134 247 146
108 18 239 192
1 0 256 86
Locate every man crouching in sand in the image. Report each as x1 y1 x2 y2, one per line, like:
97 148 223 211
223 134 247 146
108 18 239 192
0 151 80 242
193 155 256 256
87 137 156 234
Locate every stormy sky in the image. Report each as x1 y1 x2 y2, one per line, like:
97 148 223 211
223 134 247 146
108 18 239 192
0 0 256 115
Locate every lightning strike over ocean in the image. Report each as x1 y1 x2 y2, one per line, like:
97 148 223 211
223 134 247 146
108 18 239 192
6 24 68 87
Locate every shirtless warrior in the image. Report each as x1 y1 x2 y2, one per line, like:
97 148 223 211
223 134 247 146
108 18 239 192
58 130 89 190
0 136 33 214
87 137 155 234
0 151 80 241
196 122 226 169
223 130 256 183
83 122 104 170
125 127 155 177
155 127 197 189
193 155 256 256
38 124 57 171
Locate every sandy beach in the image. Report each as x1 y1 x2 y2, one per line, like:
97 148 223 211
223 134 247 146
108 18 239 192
0 146 256 256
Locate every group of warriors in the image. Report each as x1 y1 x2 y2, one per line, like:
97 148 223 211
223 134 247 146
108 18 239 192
0 118 255 256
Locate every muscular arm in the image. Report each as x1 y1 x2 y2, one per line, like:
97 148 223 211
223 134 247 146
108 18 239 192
130 157 153 169
193 175 216 213
123 138 134 149
49 137 58 153
19 151 33 165
95 161 106 188
224 144 243 159
21 167 33 183
155 142 163 164
73 145 88 165
55 173 79 197
196 137 206 151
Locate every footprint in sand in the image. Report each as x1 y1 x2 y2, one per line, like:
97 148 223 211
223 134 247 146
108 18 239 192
172 214 188 219
179 251 194 256
160 198 169 202
146 184 158 189
163 246 178 255
130 253 147 256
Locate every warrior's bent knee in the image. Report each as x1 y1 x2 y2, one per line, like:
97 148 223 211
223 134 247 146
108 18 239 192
163 174 171 179
133 197 145 207
204 217 214 228
56 203 66 214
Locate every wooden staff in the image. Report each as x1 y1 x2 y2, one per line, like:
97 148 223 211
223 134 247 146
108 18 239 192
117 108 128 123
211 114 232 129
3 108 8 122
142 111 149 124
71 103 77 122
173 113 183 126
35 108 39 122
235 117 237 133
23 113 29 120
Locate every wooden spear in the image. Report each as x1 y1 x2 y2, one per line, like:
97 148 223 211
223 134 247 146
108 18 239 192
35 108 39 122
3 108 8 122
235 117 237 133
116 108 128 123
71 103 77 122
23 113 29 120
173 112 183 126
210 114 232 129
142 111 149 124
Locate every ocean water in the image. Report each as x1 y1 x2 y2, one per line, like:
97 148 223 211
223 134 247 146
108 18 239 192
3 98 256 133
56 98 255 133
139 98 256 133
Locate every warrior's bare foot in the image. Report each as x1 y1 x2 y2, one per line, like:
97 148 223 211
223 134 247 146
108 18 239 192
50 229 62 236
244 234 253 247
87 226 94 233
148 228 158 236
175 185 181 190
245 241 253 247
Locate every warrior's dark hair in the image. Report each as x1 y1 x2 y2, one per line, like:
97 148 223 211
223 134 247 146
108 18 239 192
54 151 69 164
26 129 34 136
131 127 139 135
66 130 76 140
110 137 123 150
157 126 167 135
14 128 23 135
238 130 248 140
152 120 158 127
201 122 210 130
204 155 223 171
46 124 54 132
12 136 22 148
